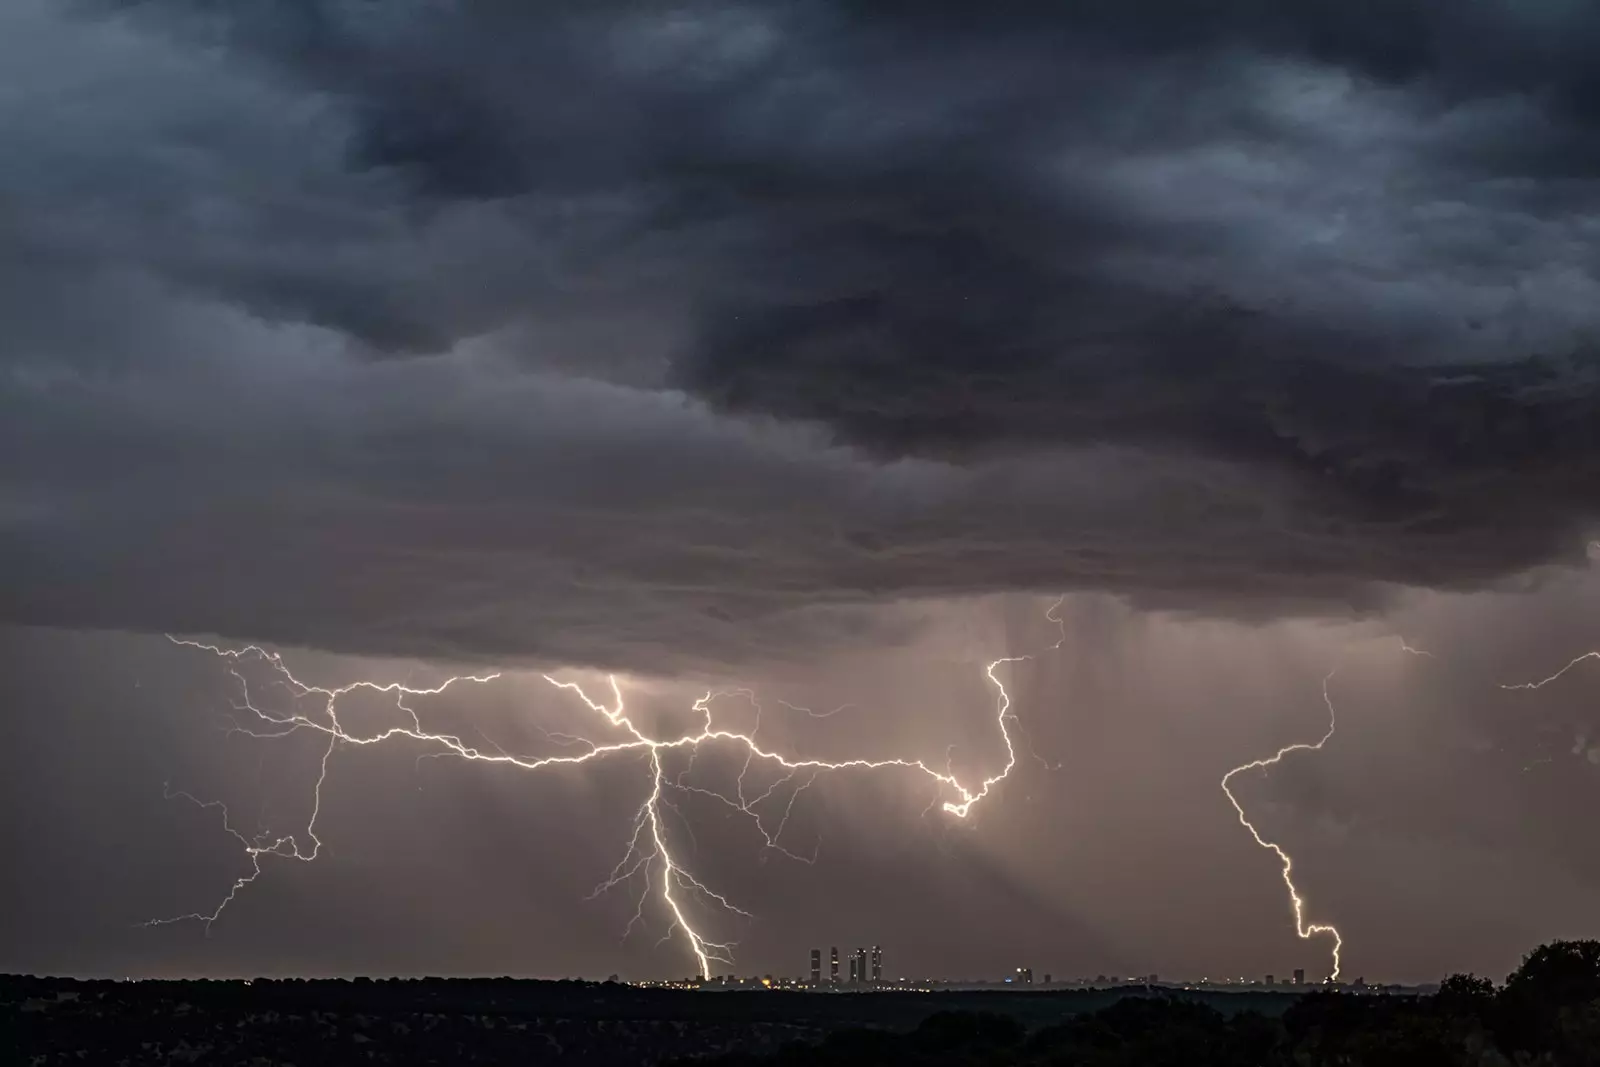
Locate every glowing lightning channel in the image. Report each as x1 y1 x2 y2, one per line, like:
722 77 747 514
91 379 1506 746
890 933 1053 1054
1498 542 1600 695
1397 637 1434 658
151 637 1029 978
1502 648 1600 783
1501 650 1600 692
1220 669 1343 982
1045 594 1067 650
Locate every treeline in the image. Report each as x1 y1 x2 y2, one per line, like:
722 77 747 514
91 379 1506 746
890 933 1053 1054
673 941 1600 1066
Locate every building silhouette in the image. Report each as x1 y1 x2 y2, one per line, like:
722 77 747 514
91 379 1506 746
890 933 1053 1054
1266 974 1275 987
1016 967 1033 985
1293 968 1305 986
815 942 883 987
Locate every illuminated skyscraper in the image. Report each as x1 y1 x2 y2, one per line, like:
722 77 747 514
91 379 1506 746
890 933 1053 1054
848 953 860 983
830 947 839 984
855 947 866 984
810 949 821 985
870 945 882 983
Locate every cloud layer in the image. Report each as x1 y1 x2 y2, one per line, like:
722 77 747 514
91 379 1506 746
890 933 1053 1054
5 0 1600 668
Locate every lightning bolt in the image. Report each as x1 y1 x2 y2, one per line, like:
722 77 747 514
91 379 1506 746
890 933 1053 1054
1509 540 1600 685
1503 648 1600 776
1220 669 1344 982
1219 638 1433 984
1045 594 1066 650
1501 650 1600 692
150 638 1030 978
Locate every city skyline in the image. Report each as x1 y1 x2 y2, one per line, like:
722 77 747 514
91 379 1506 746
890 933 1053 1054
810 945 885 986
657 961 1430 993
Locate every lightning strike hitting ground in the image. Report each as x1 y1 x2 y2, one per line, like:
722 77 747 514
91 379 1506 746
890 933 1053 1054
1219 639 1434 983
151 638 1029 978
1220 669 1345 982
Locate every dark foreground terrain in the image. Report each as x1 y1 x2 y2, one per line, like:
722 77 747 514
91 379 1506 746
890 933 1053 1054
4 976 1266 1066
7 940 1600 1065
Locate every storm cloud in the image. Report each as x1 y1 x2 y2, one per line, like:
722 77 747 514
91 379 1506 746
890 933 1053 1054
5 0 1600 668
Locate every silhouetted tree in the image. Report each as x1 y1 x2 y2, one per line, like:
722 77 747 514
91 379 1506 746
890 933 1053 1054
1504 940 1600 1004
1435 972 1495 1019
1498 939 1600 1054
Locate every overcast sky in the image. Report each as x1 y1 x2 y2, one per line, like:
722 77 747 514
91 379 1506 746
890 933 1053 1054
5 0 1600 985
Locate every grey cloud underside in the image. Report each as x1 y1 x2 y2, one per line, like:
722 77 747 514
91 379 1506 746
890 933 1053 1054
5 0 1600 666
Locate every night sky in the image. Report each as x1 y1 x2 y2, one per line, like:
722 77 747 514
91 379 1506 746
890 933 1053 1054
5 0 1600 986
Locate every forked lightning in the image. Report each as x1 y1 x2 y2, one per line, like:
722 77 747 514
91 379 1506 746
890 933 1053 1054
152 638 1028 977
156 606 1476 984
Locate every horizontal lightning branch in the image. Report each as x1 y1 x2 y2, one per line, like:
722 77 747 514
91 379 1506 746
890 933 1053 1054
1501 650 1600 692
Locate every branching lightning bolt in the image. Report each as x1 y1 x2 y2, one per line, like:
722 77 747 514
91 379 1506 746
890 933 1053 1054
1220 669 1344 982
150 638 1030 978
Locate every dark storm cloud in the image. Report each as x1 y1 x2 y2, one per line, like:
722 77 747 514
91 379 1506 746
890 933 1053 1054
6 0 1600 666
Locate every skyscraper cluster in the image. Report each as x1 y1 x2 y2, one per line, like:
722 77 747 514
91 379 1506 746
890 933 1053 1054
813 945 882 985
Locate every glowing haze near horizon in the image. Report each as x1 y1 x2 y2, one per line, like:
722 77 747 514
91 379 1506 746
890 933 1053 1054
6 0 1600 986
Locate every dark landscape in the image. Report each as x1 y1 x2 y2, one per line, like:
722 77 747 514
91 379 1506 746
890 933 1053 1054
10 941 1600 1066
